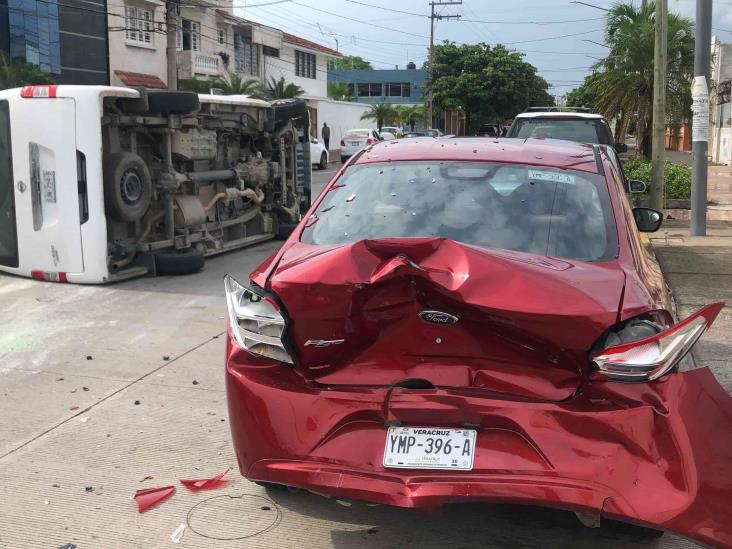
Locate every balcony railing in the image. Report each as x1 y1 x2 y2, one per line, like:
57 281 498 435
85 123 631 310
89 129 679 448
194 53 219 75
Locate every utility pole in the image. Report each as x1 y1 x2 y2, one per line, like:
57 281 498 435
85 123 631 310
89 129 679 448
650 0 667 211
428 1 461 129
690 0 713 236
166 0 178 90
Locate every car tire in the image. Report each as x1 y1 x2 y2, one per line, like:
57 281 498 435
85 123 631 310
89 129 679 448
319 152 327 170
145 90 200 115
154 248 205 276
103 152 152 223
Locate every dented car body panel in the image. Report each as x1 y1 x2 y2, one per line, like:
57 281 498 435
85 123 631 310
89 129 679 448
226 138 732 547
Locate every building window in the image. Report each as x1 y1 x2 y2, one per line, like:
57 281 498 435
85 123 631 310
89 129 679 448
295 50 316 79
234 34 259 76
218 28 226 45
386 82 411 97
262 45 279 58
178 19 200 51
357 83 382 97
125 6 153 45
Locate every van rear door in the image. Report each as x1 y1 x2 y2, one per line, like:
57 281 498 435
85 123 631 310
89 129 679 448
10 94 84 274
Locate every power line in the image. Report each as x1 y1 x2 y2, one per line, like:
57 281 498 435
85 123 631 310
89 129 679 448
501 28 603 45
344 0 426 17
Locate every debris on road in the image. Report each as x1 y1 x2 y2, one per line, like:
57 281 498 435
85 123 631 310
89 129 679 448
171 523 186 544
82 387 89 391
79 417 89 423
85 486 93 492
140 475 154 482
134 400 140 405
57 544 77 549
86 356 93 360
134 485 175 513
163 355 170 361
192 380 199 385
180 468 230 491
69 406 79 411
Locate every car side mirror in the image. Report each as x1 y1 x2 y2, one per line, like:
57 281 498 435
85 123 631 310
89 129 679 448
633 207 663 232
628 179 646 193
615 143 628 153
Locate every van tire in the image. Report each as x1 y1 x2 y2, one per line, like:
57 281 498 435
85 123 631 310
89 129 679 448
104 152 152 223
154 249 205 276
319 152 327 170
146 90 200 115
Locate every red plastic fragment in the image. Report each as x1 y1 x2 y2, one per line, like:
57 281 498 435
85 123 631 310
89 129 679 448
134 485 175 513
141 476 154 482
179 468 230 491
69 406 79 411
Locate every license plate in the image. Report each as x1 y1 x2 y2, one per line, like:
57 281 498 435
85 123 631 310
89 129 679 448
350 141 361 146
383 426 476 470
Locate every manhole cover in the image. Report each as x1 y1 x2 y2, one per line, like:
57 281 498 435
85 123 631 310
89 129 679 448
187 494 281 540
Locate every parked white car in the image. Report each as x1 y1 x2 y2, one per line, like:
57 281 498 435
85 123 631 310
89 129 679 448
340 128 381 163
379 131 397 141
310 138 329 170
380 126 402 138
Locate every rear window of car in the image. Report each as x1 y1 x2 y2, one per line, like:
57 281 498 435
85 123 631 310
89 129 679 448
346 130 370 137
302 161 618 262
510 118 612 145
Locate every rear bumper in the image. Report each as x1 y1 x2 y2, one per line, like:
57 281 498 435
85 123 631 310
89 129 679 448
226 340 732 547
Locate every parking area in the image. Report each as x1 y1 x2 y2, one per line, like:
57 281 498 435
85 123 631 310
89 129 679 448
1 223 724 549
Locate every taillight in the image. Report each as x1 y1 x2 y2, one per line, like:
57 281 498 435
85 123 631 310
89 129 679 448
366 138 375 145
592 302 724 381
21 85 57 98
31 270 68 282
224 274 292 363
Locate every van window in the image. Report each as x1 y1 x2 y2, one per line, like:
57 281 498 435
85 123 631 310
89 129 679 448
0 100 19 268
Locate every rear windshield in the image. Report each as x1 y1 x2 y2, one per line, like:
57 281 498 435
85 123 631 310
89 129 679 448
0 100 19 268
510 118 612 145
302 161 618 262
346 130 370 137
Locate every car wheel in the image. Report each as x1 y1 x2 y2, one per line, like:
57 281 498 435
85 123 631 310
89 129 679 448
319 152 327 170
154 249 205 276
145 90 200 115
103 152 152 223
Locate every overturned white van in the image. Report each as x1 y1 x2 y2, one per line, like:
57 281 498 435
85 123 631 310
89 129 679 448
0 85 310 283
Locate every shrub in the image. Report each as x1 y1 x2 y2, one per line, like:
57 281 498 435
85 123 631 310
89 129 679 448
622 159 691 200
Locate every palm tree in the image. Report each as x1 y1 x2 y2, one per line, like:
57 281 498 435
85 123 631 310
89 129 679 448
178 78 215 94
0 53 54 89
263 76 305 100
211 70 263 97
403 105 427 131
391 105 408 129
360 102 395 130
327 81 354 101
590 2 693 158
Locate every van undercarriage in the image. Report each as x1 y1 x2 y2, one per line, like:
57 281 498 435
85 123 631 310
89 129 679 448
101 90 310 280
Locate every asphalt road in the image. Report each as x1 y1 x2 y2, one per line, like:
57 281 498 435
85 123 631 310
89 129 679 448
311 162 340 201
0 179 709 549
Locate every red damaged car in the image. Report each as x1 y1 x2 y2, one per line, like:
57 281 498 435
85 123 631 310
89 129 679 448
224 137 731 547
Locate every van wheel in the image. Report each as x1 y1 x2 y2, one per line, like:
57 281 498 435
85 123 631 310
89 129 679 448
104 153 152 223
154 249 205 276
319 152 327 170
146 90 200 115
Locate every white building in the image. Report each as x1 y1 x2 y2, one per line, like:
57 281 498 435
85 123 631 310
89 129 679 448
710 37 732 165
106 1 371 150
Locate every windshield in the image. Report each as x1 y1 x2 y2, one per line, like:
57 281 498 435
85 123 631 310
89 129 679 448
0 100 19 268
302 161 617 262
510 118 612 145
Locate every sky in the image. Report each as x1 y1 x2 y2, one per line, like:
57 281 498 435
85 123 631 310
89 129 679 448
234 0 732 99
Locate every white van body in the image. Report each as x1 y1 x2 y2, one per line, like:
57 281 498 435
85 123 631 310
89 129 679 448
0 85 310 284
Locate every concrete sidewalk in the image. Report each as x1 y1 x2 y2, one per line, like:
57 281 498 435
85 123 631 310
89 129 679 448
650 219 732 391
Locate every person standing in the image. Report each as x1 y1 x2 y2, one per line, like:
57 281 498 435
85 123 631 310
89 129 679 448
321 122 330 150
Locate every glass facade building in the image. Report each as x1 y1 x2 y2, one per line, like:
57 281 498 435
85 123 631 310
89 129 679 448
2 0 61 74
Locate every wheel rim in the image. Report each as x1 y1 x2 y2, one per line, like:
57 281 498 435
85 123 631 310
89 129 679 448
321 153 326 167
120 169 143 205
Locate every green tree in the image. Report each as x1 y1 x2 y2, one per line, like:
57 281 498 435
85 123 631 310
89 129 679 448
403 104 427 131
211 71 264 97
360 102 395 130
0 53 55 89
566 73 602 110
178 78 215 94
430 43 552 133
327 81 354 101
328 55 373 70
262 76 305 100
591 2 693 158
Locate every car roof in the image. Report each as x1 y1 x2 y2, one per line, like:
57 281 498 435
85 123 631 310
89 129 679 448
347 128 375 132
514 112 605 120
354 137 601 175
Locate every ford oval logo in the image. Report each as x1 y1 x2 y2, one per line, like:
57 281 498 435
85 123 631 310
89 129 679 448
419 310 459 325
